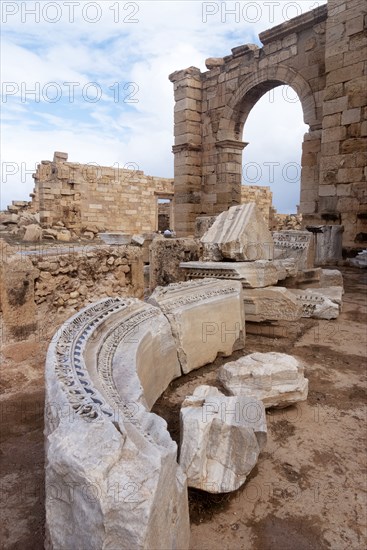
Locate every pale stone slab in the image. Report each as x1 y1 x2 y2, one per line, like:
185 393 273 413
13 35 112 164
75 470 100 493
218 352 308 409
242 287 303 322
320 268 344 288
201 203 274 261
308 286 344 306
149 279 245 374
180 260 279 288
349 250 367 268
273 230 314 270
179 385 267 493
289 288 340 319
45 298 190 550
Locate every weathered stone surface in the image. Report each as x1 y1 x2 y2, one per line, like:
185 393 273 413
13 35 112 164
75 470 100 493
131 234 145 246
201 203 274 261
309 286 344 306
23 224 42 242
149 279 245 374
194 216 217 238
180 260 279 288
273 259 298 280
307 225 344 265
289 288 340 319
320 268 344 288
99 233 132 245
273 230 315 269
242 287 303 322
56 229 72 242
45 298 190 550
218 352 308 409
179 385 267 493
149 238 200 290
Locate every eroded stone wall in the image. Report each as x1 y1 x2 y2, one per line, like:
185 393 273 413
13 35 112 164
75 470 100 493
0 241 144 345
31 152 174 234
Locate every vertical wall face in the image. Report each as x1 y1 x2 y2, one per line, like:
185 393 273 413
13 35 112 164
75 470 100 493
319 0 367 248
170 0 366 249
32 153 174 234
170 6 327 236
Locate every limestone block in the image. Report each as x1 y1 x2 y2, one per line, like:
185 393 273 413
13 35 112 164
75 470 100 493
56 229 72 242
179 385 266 493
23 224 42 242
242 287 303 322
273 259 298 280
320 269 343 288
180 260 279 288
349 250 367 268
289 289 340 319
309 286 344 307
194 216 217 238
201 203 274 261
148 279 245 374
273 230 315 269
307 225 344 265
218 352 308 409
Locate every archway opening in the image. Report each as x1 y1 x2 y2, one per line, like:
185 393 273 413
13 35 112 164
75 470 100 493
241 84 308 218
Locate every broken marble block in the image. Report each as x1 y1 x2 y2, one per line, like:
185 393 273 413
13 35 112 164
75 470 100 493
148 279 245 374
289 288 340 319
273 230 314 270
201 203 274 261
179 260 279 288
179 385 267 493
218 352 308 409
242 286 303 322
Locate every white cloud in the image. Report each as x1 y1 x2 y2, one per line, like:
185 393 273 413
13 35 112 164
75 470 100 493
0 0 326 210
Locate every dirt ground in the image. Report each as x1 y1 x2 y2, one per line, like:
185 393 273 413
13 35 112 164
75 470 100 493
1 267 366 549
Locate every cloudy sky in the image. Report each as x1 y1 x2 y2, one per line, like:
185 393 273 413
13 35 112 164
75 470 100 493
1 0 326 213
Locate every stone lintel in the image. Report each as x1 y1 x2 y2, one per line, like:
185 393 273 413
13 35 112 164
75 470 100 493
259 4 327 45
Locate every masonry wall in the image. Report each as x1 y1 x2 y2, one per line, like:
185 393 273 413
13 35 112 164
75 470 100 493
31 153 174 234
317 0 367 247
170 0 366 249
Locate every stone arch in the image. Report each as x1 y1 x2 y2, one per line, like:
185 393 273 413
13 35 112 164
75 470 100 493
218 65 319 142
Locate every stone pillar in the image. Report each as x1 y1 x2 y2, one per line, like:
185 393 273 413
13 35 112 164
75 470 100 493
209 139 248 215
300 128 322 223
169 67 203 236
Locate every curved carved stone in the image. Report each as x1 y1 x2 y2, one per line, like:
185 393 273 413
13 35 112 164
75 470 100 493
45 297 189 550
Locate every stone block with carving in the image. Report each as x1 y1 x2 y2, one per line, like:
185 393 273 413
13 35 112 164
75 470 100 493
179 385 267 493
201 203 274 261
289 288 340 319
180 260 279 288
45 298 190 550
242 286 303 322
148 279 245 374
218 352 308 409
273 230 314 270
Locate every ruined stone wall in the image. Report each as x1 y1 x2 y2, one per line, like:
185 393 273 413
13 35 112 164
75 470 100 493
31 152 174 234
241 185 273 224
317 0 367 247
0 241 144 344
170 0 366 250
